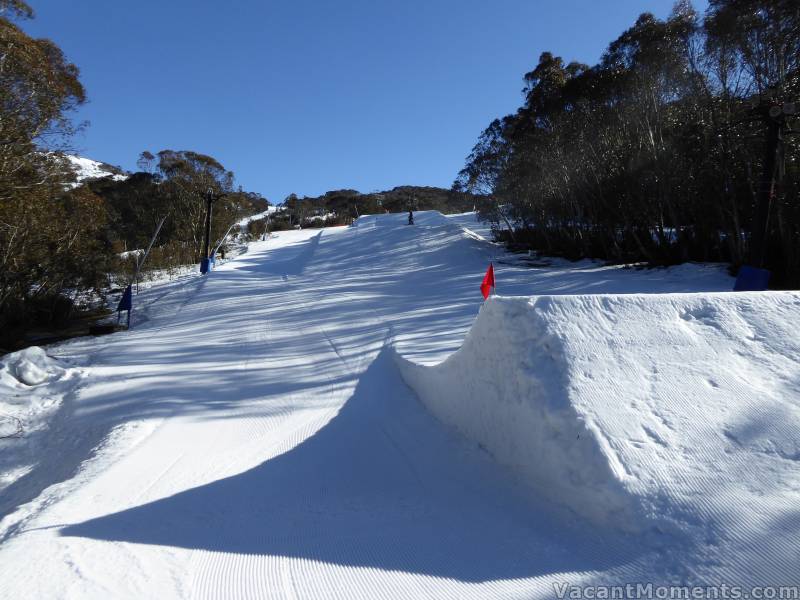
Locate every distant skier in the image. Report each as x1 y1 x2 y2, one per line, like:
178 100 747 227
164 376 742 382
408 209 414 225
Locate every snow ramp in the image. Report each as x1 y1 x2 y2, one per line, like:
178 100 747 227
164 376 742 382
394 293 800 573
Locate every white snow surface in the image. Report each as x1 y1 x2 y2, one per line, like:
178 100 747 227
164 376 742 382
2 346 64 386
65 155 127 184
237 205 282 227
0 210 797 598
1 347 81 491
395 293 800 578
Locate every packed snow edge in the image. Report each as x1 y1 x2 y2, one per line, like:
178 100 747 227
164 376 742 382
393 291 800 533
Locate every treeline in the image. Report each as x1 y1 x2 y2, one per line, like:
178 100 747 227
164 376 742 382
0 2 265 347
87 150 267 268
456 0 799 287
277 186 483 228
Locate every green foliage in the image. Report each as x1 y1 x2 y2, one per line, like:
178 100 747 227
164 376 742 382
0 3 268 346
0 0 34 20
0 4 91 344
457 1 800 287
89 151 269 273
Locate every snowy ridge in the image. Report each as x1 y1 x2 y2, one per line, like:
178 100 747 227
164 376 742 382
395 292 800 579
65 155 127 184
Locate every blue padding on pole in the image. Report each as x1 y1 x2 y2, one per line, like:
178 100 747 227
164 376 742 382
733 266 771 291
200 257 210 274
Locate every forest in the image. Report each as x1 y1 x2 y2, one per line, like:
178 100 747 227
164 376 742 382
455 0 799 287
0 2 267 348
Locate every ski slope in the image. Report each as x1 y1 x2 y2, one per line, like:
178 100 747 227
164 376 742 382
0 211 797 599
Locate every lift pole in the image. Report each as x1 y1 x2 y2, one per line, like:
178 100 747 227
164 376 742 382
201 188 215 274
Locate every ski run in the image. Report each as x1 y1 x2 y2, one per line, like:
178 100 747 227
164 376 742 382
1 210 798 599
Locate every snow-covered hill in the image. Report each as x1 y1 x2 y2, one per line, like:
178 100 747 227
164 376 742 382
0 211 796 598
65 154 128 184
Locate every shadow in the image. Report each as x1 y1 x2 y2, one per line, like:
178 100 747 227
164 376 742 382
0 233 340 542
239 231 321 276
0 382 91 542
60 349 644 582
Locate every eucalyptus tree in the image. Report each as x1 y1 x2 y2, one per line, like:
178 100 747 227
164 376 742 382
456 0 799 285
0 0 93 337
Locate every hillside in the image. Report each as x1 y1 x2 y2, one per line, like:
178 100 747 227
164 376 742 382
64 154 128 185
1 211 796 598
286 185 484 223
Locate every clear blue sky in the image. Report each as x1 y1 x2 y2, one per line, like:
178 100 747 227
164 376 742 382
25 0 707 203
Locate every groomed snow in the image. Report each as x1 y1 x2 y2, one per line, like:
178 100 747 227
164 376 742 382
395 293 800 582
0 211 796 598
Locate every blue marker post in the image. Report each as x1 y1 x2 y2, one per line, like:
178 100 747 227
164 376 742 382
200 251 216 274
117 284 133 328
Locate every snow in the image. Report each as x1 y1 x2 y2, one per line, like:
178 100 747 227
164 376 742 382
0 211 796 598
118 248 144 259
2 346 64 386
0 347 81 493
65 155 128 184
395 294 800 564
305 212 337 224
237 205 281 228
444 210 496 240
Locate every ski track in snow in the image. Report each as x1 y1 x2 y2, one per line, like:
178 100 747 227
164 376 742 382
0 211 797 598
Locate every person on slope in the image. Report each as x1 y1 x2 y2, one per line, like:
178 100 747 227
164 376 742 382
408 209 414 225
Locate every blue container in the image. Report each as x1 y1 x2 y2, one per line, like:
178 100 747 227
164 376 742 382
733 266 771 291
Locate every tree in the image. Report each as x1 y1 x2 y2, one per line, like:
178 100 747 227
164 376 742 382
705 0 800 271
152 150 234 260
0 1 94 341
456 1 800 285
136 150 156 173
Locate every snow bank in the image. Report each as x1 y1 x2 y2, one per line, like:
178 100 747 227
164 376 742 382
1 347 65 386
1 348 79 484
394 292 800 534
1 347 68 438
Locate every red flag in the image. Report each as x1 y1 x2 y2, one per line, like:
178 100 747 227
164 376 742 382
480 263 495 300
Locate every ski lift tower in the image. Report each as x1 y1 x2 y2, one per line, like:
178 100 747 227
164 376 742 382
200 188 219 274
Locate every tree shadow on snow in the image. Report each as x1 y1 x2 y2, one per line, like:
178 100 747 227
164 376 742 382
61 349 646 582
238 231 322 277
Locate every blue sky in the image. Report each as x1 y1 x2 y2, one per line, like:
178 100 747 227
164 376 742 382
25 0 707 203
